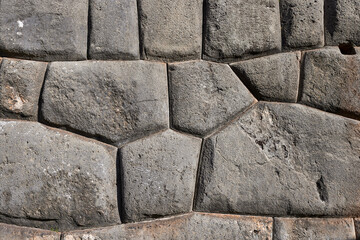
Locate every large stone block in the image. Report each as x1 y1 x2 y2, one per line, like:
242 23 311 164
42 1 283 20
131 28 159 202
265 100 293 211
195 102 360 216
0 121 119 230
168 61 255 136
0 58 47 120
0 223 61 240
138 0 202 61
41 61 168 146
231 52 300 102
119 130 201 222
203 0 281 61
89 0 140 60
0 0 87 61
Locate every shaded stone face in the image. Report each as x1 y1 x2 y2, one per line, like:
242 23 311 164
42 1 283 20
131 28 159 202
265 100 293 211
195 102 360 216
0 121 120 230
0 223 61 240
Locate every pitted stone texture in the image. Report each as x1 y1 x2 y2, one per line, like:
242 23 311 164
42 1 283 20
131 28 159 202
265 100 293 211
169 61 255 136
138 0 202 61
0 59 47 120
195 102 360 216
0 0 87 61
41 61 168 146
0 121 119 230
89 0 140 60
280 0 324 49
325 0 360 45
0 223 61 240
119 130 201 222
274 218 356 240
204 0 281 61
64 213 273 240
300 48 360 118
231 52 300 102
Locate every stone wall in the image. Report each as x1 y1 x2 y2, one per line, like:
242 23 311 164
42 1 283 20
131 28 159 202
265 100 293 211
0 0 359 239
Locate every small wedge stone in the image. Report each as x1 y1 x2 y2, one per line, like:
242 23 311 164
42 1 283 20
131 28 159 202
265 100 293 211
0 223 61 240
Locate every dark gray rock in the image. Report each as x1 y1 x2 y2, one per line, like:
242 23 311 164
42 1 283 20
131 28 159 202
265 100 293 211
119 130 201 222
195 102 360 216
355 219 360 239
231 52 300 102
203 0 281 61
0 58 47 120
138 0 202 61
41 61 168 146
280 0 324 49
0 0 87 61
89 0 140 60
0 121 119 230
169 61 256 136
0 223 61 240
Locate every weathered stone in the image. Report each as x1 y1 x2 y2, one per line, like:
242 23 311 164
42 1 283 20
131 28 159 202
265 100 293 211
0 121 119 230
119 130 201 222
0 223 61 240
300 48 360 118
41 61 168 146
195 102 360 216
231 52 300 102
203 0 281 61
355 218 360 239
280 0 324 49
0 0 87 61
138 0 202 61
274 218 356 240
325 0 360 45
64 213 273 240
89 0 140 60
0 58 47 120
169 61 256 136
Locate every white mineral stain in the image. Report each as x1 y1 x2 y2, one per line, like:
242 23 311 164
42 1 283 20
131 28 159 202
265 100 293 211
17 20 24 28
16 32 22 36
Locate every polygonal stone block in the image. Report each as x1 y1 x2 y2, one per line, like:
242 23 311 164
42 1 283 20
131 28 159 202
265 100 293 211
0 223 61 240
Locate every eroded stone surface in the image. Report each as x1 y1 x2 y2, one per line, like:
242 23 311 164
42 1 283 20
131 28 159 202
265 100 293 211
0 121 119 230
169 61 255 136
119 130 201 222
0 223 61 240
195 102 360 216
231 52 300 102
355 219 360 239
0 58 47 120
0 0 87 61
41 61 168 146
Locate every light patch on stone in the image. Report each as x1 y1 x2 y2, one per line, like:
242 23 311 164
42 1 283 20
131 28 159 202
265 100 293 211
17 20 23 28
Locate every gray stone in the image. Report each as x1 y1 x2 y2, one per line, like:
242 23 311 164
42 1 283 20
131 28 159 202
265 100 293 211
274 218 356 240
325 0 360 45
231 52 300 102
119 130 201 222
138 0 202 61
0 121 119 230
355 219 360 239
89 0 140 60
0 223 61 240
0 58 47 120
64 213 273 240
195 102 360 216
0 0 87 61
41 61 168 146
280 0 324 49
169 61 256 136
203 0 281 61
300 48 360 118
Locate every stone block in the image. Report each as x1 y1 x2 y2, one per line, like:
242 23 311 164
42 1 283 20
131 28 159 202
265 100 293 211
0 223 61 240
355 219 360 240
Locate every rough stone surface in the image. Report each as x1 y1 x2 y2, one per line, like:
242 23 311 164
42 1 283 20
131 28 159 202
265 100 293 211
355 218 360 239
119 130 202 222
0 58 47 120
231 52 300 102
300 48 360 119
41 61 168 146
0 223 61 240
280 0 324 49
89 0 140 60
325 0 360 45
0 0 87 61
63 213 273 240
195 102 360 216
203 0 281 61
169 61 256 136
138 0 202 61
0 121 120 230
274 218 356 240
